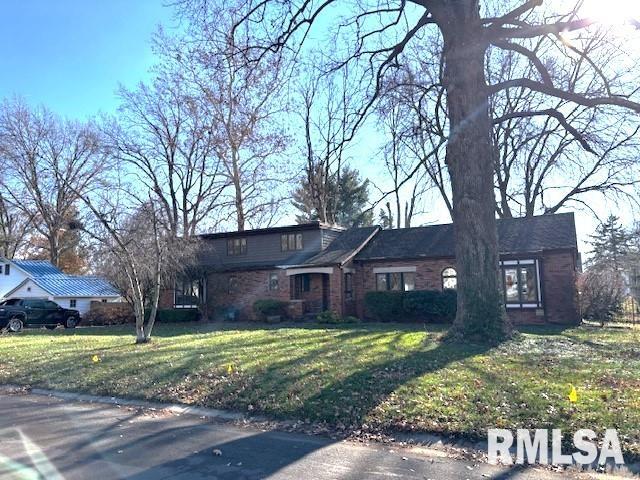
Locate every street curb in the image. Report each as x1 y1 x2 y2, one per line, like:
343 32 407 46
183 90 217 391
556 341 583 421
1 384 638 477
0 384 265 422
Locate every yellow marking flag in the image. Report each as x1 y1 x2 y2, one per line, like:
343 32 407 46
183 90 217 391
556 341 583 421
568 384 578 403
92 355 101 363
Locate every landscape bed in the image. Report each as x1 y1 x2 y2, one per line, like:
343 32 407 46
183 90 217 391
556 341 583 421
0 322 638 459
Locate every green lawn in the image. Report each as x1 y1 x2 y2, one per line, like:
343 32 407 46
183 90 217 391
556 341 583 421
1 322 639 457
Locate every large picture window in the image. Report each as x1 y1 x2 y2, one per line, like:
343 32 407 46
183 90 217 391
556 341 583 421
227 238 247 256
501 260 541 308
175 278 204 308
376 272 415 292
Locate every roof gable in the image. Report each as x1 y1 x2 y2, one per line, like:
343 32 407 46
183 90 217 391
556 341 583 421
299 226 380 267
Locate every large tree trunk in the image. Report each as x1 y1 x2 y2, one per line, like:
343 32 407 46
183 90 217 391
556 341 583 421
437 2 511 341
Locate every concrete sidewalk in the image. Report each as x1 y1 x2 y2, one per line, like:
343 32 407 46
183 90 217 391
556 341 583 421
0 391 600 479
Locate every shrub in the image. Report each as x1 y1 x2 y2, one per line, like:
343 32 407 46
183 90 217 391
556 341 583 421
146 308 200 323
403 289 457 322
364 289 457 323
578 269 625 326
316 310 341 324
364 291 405 321
84 302 134 325
316 311 361 324
253 299 288 320
343 316 361 324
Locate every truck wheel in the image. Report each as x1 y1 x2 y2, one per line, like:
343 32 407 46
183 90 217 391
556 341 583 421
7 317 23 333
64 317 78 329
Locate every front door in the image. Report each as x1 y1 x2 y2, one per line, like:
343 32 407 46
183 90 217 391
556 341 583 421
322 274 329 311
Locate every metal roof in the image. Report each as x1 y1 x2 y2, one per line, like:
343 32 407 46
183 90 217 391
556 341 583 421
30 275 120 298
7 259 120 298
12 260 63 277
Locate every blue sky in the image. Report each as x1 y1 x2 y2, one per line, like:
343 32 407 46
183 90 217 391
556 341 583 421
0 1 633 251
0 0 174 119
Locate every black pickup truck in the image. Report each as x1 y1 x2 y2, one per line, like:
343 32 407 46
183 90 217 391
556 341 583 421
0 298 80 332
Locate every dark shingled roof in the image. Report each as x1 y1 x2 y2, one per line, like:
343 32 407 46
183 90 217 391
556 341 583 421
300 226 380 266
196 249 318 273
355 213 577 261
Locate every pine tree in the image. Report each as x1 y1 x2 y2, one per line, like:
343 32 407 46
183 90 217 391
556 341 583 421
588 215 632 272
292 166 373 228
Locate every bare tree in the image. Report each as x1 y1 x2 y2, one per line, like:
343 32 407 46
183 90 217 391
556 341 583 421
292 67 365 225
229 0 640 341
0 193 33 258
77 186 195 343
376 98 433 228
488 39 640 217
0 98 105 266
106 70 227 239
167 0 291 230
382 35 640 221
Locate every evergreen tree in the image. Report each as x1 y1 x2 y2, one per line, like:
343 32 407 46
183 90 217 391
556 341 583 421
292 166 373 228
588 215 632 272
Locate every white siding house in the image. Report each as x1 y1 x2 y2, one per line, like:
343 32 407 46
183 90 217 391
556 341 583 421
0 258 121 316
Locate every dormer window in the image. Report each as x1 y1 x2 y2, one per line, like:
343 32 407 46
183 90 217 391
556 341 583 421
281 233 303 251
227 238 247 256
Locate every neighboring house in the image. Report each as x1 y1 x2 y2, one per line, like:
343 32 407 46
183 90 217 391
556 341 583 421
0 259 120 315
160 213 581 325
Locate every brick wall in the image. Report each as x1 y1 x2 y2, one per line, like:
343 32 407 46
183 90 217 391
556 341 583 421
207 269 289 320
353 258 456 318
158 289 174 309
353 251 579 325
540 250 579 324
161 249 578 325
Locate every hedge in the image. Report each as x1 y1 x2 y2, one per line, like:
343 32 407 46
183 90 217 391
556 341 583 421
146 308 200 323
253 299 288 320
402 289 457 322
364 289 457 323
363 291 405 322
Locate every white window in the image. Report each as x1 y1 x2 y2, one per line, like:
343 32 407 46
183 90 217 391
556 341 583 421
442 268 457 290
375 272 415 292
175 278 204 308
269 272 279 291
70 299 77 308
500 259 542 308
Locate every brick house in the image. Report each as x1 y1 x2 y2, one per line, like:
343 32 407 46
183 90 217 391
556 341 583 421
161 212 581 325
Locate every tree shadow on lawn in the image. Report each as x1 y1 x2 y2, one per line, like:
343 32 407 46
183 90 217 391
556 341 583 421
7 325 496 445
235 337 494 429
53 320 439 339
